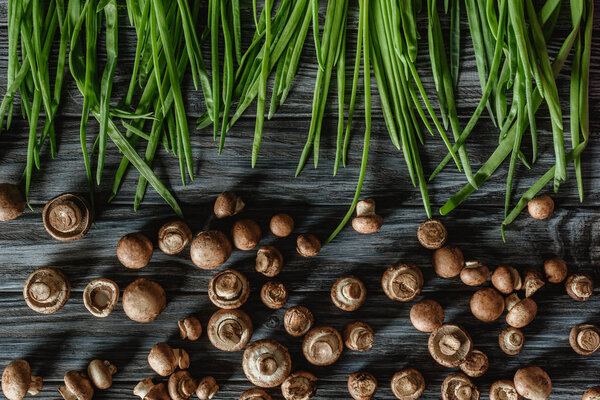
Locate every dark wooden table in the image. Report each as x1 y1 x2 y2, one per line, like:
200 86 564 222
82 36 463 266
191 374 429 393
0 2 599 399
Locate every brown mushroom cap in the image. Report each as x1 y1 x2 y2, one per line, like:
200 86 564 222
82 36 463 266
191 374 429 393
459 350 488 378
506 297 537 328
489 380 519 400
460 261 490 287
514 366 551 400
543 258 567 283
261 281 288 310
566 274 594 301
133 378 170 400
331 276 367 311
281 371 317 400
491 266 522 294
433 246 464 278
347 371 377 400
83 278 119 318
381 263 424 302
255 246 284 277
527 195 554 220
441 372 480 400
343 321 374 352
242 340 292 388
190 230 233 270
195 376 219 400
122 278 166 323
296 234 321 257
239 388 272 400
42 193 92 241
232 219 262 251
214 191 245 218
168 371 197 400
569 324 600 355
583 386 600 400
498 327 525 355
207 308 253 351
352 199 383 234
391 368 425 400
523 269 545 297
410 299 445 333
2 360 42 400
59 370 94 400
270 214 294 237
284 306 314 337
417 219 448 250
208 269 250 309
0 183 25 222
178 317 203 341
302 326 343 366
87 360 116 390
148 343 189 377
23 267 71 314
428 324 473 368
470 288 504 322
117 233 154 269
158 221 192 255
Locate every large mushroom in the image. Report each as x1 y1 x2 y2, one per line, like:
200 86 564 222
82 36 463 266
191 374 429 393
390 368 425 400
348 371 377 400
116 233 153 269
505 294 537 328
270 214 294 237
410 299 445 333
296 234 321 257
281 371 317 400
470 288 504 322
122 278 166 323
232 219 262 250
489 380 519 400
158 221 192 255
498 327 525 355
190 230 232 270
566 274 594 301
23 267 71 314
513 366 551 400
82 278 119 318
459 349 488 378
0 183 25 222
433 246 464 278
302 326 343 366
1 360 42 400
441 372 479 400
168 371 197 400
331 276 367 311
381 263 424 302
214 191 244 218
195 377 219 400
58 371 94 400
284 306 314 337
87 360 116 390
569 324 600 355
428 324 473 368
491 266 522 294
207 309 253 352
343 321 374 352
255 246 284 277
42 193 92 241
417 219 447 250
242 340 292 388
147 342 190 377
261 281 288 310
208 269 250 309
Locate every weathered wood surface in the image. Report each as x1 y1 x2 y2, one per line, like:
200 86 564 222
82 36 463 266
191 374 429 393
0 1 599 399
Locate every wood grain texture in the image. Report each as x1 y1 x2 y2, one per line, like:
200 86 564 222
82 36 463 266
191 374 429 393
0 1 599 399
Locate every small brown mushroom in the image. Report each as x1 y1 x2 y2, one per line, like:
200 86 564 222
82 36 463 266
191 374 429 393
583 387 600 400
343 321 374 352
158 221 192 255
0 183 25 222
505 295 537 328
168 371 197 400
270 213 294 237
208 269 250 309
87 360 116 390
459 349 488 378
281 371 317 400
83 278 119 318
331 276 367 311
214 191 245 218
527 195 554 220
460 261 490 286
428 324 473 368
1 360 42 400
261 281 288 309
207 308 253 351
410 299 445 333
242 340 292 388
543 258 567 283
58 371 94 400
23 267 71 314
470 288 504 322
352 199 383 234
296 234 321 257
133 378 170 400
489 380 519 400
239 388 272 400
433 246 464 278
391 368 425 400
381 263 424 302
256 246 284 277
122 278 166 323
498 327 525 355
569 324 600 355
347 371 377 400
195 377 219 400
491 265 522 294
523 269 545 297
566 274 594 301
441 373 479 400
513 366 551 400
117 233 153 269
178 317 202 341
302 326 343 366
147 342 190 377
190 230 233 270
284 306 314 337
42 193 92 241
417 219 448 250
232 219 262 250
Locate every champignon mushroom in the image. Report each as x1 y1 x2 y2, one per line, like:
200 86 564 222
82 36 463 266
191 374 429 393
190 230 233 270
513 366 551 400
491 266 522 294
583 387 600 400
133 378 170 400
178 317 202 341
441 372 479 400
489 380 519 400
208 269 250 309
331 276 367 311
390 368 425 400
566 274 594 301
302 326 343 366
58 371 94 400
527 195 554 220
433 246 464 278
256 246 284 277
1 360 42 400
82 278 119 318
116 233 153 269
347 372 377 400
543 258 567 283
417 219 447 250
459 349 488 378
428 324 473 368
242 340 292 388
460 261 490 287
232 219 262 251
569 324 600 355
239 388 272 400
261 281 288 310
195 377 219 400
0 183 25 222
498 327 525 355
147 342 190 377
168 371 197 400
470 288 504 322
281 371 317 400
207 308 253 351
122 278 166 323
381 263 424 302
296 234 321 257
158 221 192 255
343 321 374 352
284 306 314 337
23 267 71 315
505 295 537 328
42 193 92 241
87 360 116 390
351 199 383 234
270 213 294 237
214 191 245 218
523 269 545 297
410 299 445 332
